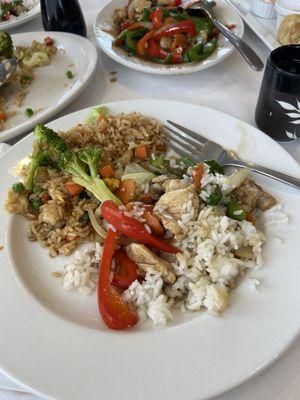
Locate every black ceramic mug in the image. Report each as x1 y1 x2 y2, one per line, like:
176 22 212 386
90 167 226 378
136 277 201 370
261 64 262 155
255 45 300 142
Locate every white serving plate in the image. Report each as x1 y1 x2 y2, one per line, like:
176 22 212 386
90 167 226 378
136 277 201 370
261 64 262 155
0 31 98 142
0 0 40 31
94 0 244 75
0 99 299 400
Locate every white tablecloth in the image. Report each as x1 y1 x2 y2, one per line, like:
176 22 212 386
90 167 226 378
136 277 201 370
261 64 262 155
1 0 300 399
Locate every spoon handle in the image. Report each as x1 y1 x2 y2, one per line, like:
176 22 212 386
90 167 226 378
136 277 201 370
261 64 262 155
212 19 264 71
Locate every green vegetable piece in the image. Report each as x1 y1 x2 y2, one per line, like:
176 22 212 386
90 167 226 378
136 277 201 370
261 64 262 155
114 29 128 45
60 150 122 205
30 198 42 210
34 124 67 153
140 7 151 21
204 160 224 175
24 151 53 192
180 156 194 167
82 210 90 224
77 147 102 179
206 186 222 206
149 155 168 169
86 106 109 125
25 108 34 117
0 31 13 59
12 182 24 193
33 185 42 194
197 38 218 60
162 8 170 18
66 70 74 79
226 201 246 221
125 31 137 54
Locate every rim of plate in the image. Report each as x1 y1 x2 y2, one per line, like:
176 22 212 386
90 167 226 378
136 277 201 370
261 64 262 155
0 31 98 143
0 100 300 400
93 0 244 75
0 0 40 31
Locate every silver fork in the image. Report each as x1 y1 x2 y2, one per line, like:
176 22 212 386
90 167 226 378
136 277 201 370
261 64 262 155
165 120 300 189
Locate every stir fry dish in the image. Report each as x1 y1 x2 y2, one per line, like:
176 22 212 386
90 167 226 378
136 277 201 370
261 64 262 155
5 108 279 330
0 0 35 22
0 31 56 130
112 0 220 64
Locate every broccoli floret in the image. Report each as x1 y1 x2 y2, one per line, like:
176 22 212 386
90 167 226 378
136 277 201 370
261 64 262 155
0 31 13 59
77 147 101 179
60 150 121 205
24 151 52 192
34 124 67 153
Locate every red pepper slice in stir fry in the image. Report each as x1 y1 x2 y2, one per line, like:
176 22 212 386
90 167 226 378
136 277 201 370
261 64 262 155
98 229 138 330
152 20 197 40
112 248 138 289
101 200 180 254
150 8 164 30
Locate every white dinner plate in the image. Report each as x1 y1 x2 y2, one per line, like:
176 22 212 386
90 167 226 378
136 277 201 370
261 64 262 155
0 99 300 400
0 31 98 142
0 0 40 31
94 0 244 75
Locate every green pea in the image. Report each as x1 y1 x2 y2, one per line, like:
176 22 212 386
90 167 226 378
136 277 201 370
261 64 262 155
12 182 24 193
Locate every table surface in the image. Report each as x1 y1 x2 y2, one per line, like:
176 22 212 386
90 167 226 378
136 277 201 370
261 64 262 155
1 0 300 399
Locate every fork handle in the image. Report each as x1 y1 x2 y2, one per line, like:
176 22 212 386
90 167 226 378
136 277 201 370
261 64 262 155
212 19 264 71
224 160 300 189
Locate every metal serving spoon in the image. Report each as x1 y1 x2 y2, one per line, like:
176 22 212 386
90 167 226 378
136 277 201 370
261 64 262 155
182 0 264 71
0 58 18 87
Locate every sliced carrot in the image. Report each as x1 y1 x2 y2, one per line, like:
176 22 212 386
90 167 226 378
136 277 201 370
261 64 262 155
143 210 164 236
64 180 84 196
0 111 7 122
192 163 204 190
134 144 148 160
100 165 115 178
246 212 254 223
115 179 136 204
136 30 154 56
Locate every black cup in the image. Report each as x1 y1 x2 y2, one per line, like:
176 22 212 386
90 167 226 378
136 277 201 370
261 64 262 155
255 45 300 142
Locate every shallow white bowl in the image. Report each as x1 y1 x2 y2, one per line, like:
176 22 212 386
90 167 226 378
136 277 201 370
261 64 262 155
94 0 244 75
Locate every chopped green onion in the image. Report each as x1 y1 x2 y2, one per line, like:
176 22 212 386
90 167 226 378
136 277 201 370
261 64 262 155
24 108 34 117
12 182 24 193
206 186 222 205
66 70 74 79
204 160 224 175
226 201 246 221
180 156 194 167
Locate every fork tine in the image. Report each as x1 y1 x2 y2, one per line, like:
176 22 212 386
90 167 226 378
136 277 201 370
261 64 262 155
168 142 198 163
164 125 204 149
164 129 200 154
167 120 209 144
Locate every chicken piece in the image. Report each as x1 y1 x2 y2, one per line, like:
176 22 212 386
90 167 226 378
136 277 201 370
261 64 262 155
153 186 200 235
126 243 176 284
233 178 276 212
5 189 30 215
256 191 276 211
38 201 65 226
163 179 190 193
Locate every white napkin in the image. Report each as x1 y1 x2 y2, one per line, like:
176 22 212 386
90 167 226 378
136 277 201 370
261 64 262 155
0 142 29 393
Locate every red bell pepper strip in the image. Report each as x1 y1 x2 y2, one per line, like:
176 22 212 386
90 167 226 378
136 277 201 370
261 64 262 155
120 20 133 30
150 8 164 30
173 0 181 5
112 248 138 289
153 20 197 40
98 229 138 330
102 200 180 254
136 30 154 55
147 39 168 58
